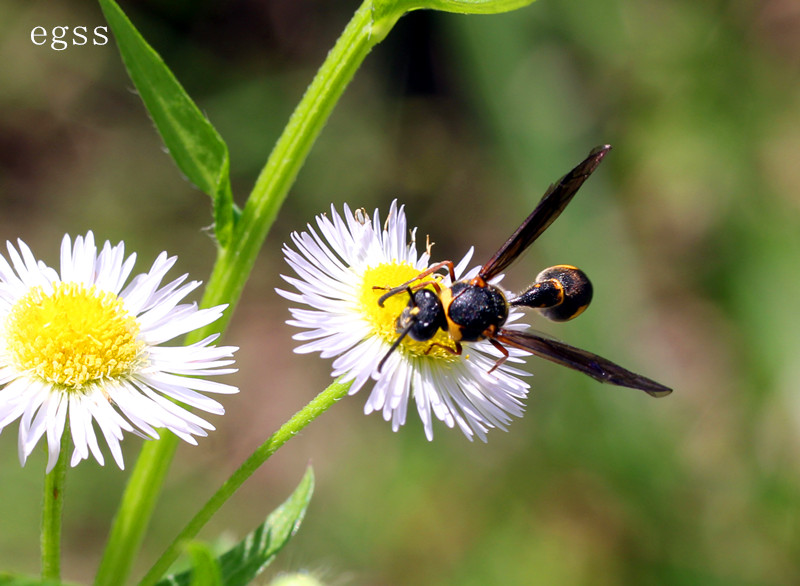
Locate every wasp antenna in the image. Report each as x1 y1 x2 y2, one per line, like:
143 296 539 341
377 321 414 373
377 286 405 307
377 287 419 372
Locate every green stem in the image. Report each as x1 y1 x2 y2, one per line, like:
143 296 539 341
138 379 352 586
190 0 403 340
95 2 403 584
93 432 177 586
41 425 71 581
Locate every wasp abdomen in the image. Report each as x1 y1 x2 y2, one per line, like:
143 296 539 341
447 282 508 341
511 264 593 322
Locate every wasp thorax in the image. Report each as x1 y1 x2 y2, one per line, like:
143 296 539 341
510 264 593 322
446 282 509 342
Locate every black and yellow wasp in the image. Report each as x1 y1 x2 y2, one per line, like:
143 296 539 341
377 145 672 398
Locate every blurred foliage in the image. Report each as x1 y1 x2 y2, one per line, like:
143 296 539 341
1 0 800 584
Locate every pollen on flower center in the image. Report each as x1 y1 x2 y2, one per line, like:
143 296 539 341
358 263 457 361
4 282 146 390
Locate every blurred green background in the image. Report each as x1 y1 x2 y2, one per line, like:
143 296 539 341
2 0 800 584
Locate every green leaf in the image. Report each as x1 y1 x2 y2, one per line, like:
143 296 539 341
431 0 536 12
376 0 536 17
185 543 222 586
156 467 315 586
98 0 235 245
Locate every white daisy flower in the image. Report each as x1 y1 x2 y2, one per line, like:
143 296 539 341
0 232 238 472
277 201 530 442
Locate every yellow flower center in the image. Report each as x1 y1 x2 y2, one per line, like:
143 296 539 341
4 282 146 391
358 263 458 361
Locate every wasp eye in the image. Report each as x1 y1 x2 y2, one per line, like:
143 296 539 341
510 264 593 322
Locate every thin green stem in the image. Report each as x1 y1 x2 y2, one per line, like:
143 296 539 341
93 432 177 586
138 379 352 586
95 2 403 584
41 425 71 581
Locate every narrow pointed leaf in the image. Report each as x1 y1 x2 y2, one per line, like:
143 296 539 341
98 0 235 245
156 467 315 586
426 0 537 13
377 0 536 16
185 543 222 586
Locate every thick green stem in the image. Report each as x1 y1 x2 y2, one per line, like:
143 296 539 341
189 0 402 340
41 426 70 581
138 379 352 586
94 3 402 585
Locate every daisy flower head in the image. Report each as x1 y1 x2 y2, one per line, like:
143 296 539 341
277 201 530 442
0 232 238 472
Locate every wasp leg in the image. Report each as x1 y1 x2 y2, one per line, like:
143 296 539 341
375 280 443 306
424 340 462 357
373 261 456 306
486 338 510 374
419 260 457 282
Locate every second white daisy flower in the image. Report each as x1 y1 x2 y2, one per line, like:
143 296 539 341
0 232 238 472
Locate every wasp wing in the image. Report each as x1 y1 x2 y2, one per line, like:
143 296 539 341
479 145 612 281
495 328 672 397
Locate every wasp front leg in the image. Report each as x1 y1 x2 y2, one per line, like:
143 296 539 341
424 340 462 357
374 260 456 307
